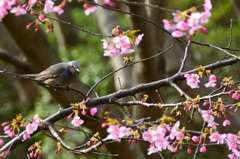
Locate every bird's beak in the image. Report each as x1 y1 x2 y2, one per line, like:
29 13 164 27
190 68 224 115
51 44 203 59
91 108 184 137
76 68 80 72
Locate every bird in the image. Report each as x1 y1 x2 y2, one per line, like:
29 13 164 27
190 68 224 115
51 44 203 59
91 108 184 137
22 61 80 86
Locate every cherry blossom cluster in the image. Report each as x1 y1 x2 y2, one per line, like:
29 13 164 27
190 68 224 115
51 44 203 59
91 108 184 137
228 85 240 101
184 66 217 89
84 0 115 16
106 125 132 142
102 26 144 57
163 0 212 39
0 0 65 22
23 114 41 140
2 114 30 139
69 98 97 127
209 132 240 159
28 141 42 158
1 114 41 157
184 73 216 89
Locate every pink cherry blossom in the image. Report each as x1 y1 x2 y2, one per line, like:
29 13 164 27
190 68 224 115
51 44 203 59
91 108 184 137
10 6 27 16
113 35 130 49
147 145 159 155
101 38 109 49
168 145 178 152
188 12 201 27
82 109 86 115
23 132 30 140
201 110 214 123
187 147 191 154
107 125 120 141
33 114 40 124
207 121 219 129
135 33 144 46
199 145 207 152
71 116 84 127
26 123 38 134
228 154 236 159
142 131 153 143
53 6 64 15
101 123 107 128
119 126 131 138
200 11 211 24
192 136 199 143
203 102 210 106
223 119 231 126
184 73 200 89
90 107 97 116
209 132 221 143
209 74 217 82
163 19 176 30
175 131 184 140
120 47 134 55
205 74 217 86
232 92 240 100
176 21 189 31
228 90 234 96
38 13 45 21
103 0 110 5
155 138 169 151
0 0 13 10
3 125 9 132
84 5 97 16
169 121 180 140
149 129 165 142
0 7 8 22
172 30 185 37
204 0 212 12
189 25 202 35
28 0 37 10
8 131 15 139
103 45 119 57
201 27 208 34
226 133 238 150
43 0 54 14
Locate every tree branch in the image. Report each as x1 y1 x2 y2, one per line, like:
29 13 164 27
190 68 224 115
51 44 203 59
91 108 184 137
0 50 30 71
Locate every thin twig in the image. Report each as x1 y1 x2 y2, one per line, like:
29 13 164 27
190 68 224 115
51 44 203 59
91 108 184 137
191 40 240 51
170 81 191 99
86 61 129 97
178 40 192 73
227 19 233 48
46 16 113 38
209 44 240 60
128 42 175 67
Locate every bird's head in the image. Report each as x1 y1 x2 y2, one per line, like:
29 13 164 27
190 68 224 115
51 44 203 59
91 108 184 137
67 61 80 76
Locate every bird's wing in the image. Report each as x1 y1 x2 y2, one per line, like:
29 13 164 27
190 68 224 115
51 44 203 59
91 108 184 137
35 67 66 81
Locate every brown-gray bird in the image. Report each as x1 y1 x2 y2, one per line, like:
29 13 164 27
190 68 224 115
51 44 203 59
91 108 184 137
23 61 80 86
